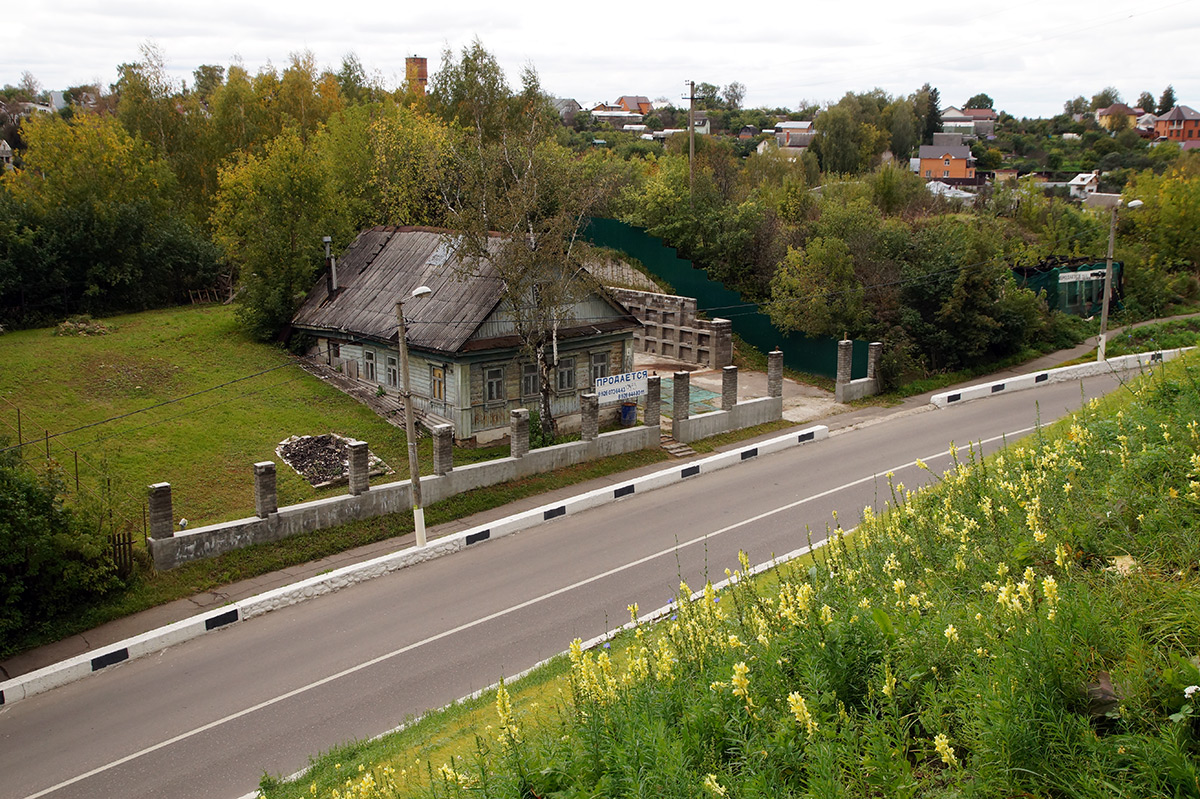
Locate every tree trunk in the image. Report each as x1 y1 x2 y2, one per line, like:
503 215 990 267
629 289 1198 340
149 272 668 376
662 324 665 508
535 344 557 439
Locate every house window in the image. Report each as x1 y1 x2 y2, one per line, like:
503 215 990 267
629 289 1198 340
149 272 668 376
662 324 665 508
364 350 377 382
943 170 950 178
329 342 340 359
430 365 446 401
944 158 951 166
386 356 399 388
485 366 505 403
925 169 931 177
522 363 538 397
590 351 609 383
556 357 576 392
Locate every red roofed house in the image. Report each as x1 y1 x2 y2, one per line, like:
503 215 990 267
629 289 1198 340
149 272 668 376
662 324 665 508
616 95 653 114
1154 105 1200 143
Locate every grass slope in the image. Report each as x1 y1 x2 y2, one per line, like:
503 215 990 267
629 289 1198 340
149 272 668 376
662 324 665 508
263 356 1200 799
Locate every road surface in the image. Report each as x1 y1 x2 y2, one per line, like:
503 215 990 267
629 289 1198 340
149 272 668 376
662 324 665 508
0 372 1131 799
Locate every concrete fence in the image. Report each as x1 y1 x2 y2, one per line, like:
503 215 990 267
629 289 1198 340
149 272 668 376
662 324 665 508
671 351 785 443
608 287 733 368
929 348 1192 409
835 340 883 403
148 377 662 570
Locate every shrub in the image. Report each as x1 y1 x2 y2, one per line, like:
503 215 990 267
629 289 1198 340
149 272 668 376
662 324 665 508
0 448 123 646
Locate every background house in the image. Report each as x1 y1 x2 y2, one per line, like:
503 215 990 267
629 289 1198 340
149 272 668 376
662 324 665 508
1154 105 1200 142
291 227 642 445
918 144 976 181
616 95 653 114
1068 170 1101 199
1096 102 1142 130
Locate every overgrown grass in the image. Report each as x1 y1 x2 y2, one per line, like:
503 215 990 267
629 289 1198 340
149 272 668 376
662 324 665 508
263 355 1200 799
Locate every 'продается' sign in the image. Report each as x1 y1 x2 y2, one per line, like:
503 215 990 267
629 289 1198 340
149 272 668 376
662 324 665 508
594 370 649 404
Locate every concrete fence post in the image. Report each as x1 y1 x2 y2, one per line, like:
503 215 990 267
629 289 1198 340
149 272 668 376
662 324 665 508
673 371 691 421
867 341 883 382
148 482 173 538
432 424 454 475
347 440 369 495
646 375 662 427
768 350 784 399
711 319 733 367
722 365 738 410
836 340 853 386
581 393 599 441
253 461 277 518
511 408 530 458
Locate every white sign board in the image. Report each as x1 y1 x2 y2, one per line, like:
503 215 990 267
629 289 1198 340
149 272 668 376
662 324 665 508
1058 270 1107 284
595 370 649 404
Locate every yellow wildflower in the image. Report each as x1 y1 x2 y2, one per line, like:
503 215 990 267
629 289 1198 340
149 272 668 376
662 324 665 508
944 624 959 643
788 691 818 735
934 733 959 767
702 773 727 797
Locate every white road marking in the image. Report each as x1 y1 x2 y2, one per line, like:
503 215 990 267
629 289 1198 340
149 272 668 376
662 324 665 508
27 425 1035 799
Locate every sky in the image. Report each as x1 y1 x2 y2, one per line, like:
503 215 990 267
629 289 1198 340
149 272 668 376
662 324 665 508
5 0 1199 119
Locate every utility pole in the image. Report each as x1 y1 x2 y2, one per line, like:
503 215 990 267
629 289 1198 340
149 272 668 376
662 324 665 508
684 80 696 206
395 285 433 545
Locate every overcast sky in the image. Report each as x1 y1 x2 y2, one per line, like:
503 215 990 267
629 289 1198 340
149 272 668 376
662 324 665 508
5 0 1198 119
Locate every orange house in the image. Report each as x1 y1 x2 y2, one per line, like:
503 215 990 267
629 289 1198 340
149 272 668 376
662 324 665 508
1154 105 1200 142
918 145 976 180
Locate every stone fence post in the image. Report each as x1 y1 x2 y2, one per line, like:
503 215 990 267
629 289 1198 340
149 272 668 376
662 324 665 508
581 393 599 441
254 462 277 518
836 340 853 387
645 375 662 426
511 408 530 458
711 319 733 367
432 424 454 475
722 365 738 410
673 371 691 421
148 482 173 538
768 350 784 399
867 342 883 382
347 440 369 495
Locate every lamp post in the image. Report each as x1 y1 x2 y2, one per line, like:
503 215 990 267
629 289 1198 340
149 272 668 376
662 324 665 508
396 285 433 546
1097 198 1143 361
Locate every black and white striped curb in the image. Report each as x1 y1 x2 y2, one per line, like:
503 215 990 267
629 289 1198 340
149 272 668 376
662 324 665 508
1 424 828 707
930 348 1191 408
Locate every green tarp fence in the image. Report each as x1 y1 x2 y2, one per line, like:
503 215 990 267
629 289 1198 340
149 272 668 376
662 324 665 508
1012 262 1122 317
585 218 867 380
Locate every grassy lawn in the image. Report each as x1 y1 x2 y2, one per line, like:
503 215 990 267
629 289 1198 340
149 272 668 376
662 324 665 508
260 355 1200 799
0 305 423 530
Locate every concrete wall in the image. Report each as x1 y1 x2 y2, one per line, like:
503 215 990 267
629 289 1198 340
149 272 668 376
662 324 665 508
673 396 784 443
835 340 883 403
608 287 732 368
148 424 660 570
670 353 786 443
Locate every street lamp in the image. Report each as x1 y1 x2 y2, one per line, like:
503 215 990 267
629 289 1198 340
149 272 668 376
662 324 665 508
1097 198 1143 361
396 285 433 546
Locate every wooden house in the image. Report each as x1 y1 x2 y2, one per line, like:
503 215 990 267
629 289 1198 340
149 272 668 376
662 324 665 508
291 227 642 444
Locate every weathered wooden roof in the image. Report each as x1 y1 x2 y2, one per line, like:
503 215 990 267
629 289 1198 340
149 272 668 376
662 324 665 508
292 226 639 356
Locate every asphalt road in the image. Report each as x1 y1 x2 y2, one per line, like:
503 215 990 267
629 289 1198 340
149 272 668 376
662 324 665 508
0 372 1131 799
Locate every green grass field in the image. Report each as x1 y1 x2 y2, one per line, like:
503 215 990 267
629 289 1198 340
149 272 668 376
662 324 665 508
0 305 425 530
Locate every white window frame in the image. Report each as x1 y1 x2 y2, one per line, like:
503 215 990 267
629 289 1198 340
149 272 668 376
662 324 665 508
485 366 506 404
521 363 539 398
386 356 399 388
556 357 576 393
590 351 609 383
430 364 446 401
364 350 376 382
